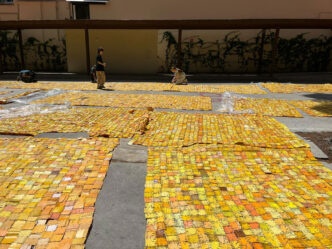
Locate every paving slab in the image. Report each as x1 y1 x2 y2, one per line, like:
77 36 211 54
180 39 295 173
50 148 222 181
85 162 147 249
86 139 147 249
0 134 28 138
112 138 148 163
34 132 89 138
276 117 332 132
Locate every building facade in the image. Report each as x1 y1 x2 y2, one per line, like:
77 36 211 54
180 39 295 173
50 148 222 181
1 0 332 73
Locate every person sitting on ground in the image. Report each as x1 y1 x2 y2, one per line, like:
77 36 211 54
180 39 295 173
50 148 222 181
171 67 188 85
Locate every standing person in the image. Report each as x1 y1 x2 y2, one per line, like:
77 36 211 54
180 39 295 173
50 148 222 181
171 67 188 85
96 47 106 89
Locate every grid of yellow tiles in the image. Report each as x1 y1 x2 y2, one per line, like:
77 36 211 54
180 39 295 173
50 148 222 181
0 80 330 249
234 99 303 117
262 83 332 93
145 145 332 248
111 83 267 94
289 100 332 117
0 137 118 249
131 112 308 148
0 108 149 137
32 92 212 111
0 82 266 94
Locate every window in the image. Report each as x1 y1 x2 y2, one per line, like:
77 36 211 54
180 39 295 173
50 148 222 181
0 0 14 4
74 3 90 20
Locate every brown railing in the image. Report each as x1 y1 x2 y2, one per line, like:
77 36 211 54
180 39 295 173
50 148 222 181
1 19 332 30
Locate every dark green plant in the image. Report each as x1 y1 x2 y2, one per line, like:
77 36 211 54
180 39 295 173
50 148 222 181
161 30 332 73
160 31 177 71
23 36 67 71
0 31 67 71
162 31 262 73
277 34 332 72
0 31 20 69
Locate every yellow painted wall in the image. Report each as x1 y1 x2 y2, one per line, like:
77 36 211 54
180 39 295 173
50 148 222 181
90 0 332 20
89 30 158 74
65 30 86 73
66 29 158 74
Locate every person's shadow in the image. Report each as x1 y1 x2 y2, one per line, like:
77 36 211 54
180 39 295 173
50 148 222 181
311 102 332 115
101 88 114 91
303 93 332 116
303 93 332 101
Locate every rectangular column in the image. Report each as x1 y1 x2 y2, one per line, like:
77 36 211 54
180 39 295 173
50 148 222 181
85 29 90 74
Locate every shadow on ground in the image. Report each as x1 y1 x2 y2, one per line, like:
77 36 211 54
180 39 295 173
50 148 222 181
304 93 332 101
312 102 332 116
302 93 332 116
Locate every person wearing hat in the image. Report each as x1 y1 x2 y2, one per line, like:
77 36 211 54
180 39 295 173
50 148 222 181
96 47 106 89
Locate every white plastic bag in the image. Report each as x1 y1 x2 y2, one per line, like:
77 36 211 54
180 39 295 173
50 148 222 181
217 92 234 113
12 89 64 104
216 91 255 114
0 104 70 119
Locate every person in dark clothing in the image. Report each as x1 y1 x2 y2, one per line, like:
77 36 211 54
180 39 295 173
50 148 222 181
96 47 106 89
90 65 97 83
17 70 37 83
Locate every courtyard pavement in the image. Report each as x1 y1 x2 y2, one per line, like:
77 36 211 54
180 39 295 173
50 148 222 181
0 80 331 248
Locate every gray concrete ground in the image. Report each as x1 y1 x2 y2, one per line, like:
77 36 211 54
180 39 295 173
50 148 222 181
0 81 331 249
85 162 147 249
35 132 89 138
0 134 27 138
85 139 147 249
